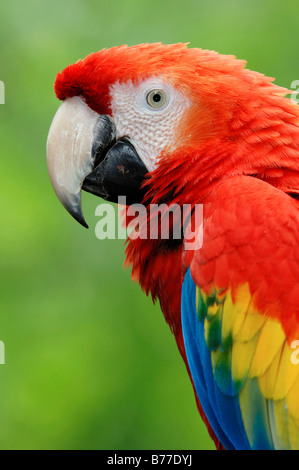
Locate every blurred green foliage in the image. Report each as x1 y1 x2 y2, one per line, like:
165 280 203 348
0 0 298 450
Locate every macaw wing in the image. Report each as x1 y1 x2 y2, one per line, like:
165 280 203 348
182 268 299 450
181 177 299 450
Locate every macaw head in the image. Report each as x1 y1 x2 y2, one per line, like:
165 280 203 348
47 43 299 227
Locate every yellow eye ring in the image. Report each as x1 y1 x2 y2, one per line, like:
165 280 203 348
146 89 166 108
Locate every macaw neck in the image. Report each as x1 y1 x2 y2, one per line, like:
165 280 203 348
145 88 299 206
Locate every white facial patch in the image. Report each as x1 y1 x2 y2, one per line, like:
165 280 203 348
109 76 191 172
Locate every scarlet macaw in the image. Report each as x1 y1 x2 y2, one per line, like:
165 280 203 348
46 43 299 450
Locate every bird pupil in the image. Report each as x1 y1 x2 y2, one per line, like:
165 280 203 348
153 93 161 102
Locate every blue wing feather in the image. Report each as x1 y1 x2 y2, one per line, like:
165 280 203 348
181 268 252 450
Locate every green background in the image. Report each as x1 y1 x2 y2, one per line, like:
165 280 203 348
0 0 298 450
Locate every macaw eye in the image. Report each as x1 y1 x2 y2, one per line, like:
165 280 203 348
146 89 166 108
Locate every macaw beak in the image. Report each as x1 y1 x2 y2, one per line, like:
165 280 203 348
46 96 149 228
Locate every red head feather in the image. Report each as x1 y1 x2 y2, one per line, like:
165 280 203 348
55 43 299 202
